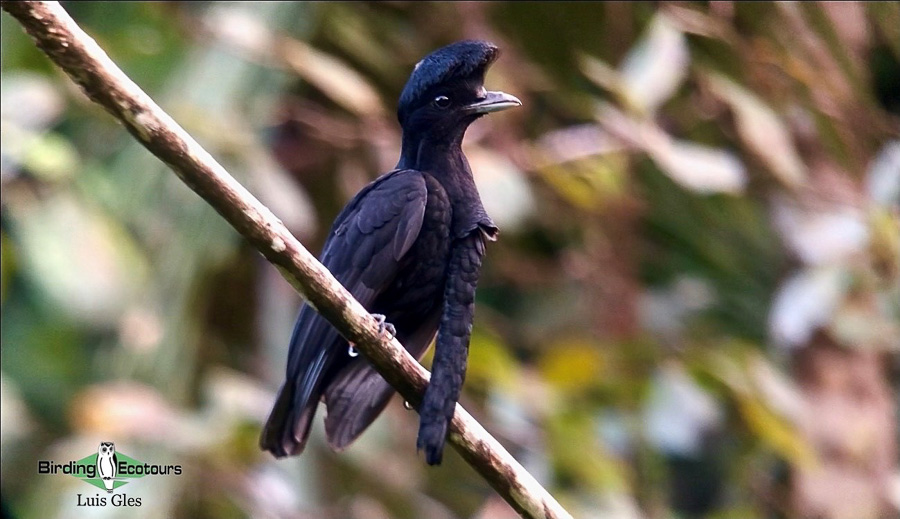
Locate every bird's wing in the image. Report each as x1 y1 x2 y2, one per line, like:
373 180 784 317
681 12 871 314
261 169 428 457
286 169 428 379
111 454 117 477
325 169 429 307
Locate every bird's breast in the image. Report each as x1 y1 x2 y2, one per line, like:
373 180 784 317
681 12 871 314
372 174 453 323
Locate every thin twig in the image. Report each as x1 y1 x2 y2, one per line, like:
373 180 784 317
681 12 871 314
0 2 573 518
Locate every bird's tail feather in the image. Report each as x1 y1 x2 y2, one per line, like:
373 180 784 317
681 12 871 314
323 320 441 452
261 309 337 458
259 380 319 458
324 363 395 450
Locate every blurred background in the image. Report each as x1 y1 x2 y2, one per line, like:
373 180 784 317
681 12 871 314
1 2 898 518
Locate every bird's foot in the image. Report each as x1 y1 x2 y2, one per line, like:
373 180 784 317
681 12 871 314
372 314 396 338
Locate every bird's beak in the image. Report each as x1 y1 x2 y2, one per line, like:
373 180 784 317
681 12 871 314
464 90 522 114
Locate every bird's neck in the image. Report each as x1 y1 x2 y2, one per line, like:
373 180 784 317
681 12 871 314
399 130 492 234
398 131 470 178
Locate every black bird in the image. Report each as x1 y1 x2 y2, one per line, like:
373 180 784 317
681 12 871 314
261 40 520 465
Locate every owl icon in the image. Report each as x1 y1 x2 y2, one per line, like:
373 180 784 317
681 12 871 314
96 442 118 493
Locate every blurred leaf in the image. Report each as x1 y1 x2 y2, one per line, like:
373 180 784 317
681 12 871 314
22 132 80 182
619 13 689 116
275 37 385 117
533 124 630 166
642 363 722 456
648 139 746 194
245 147 317 238
706 347 815 465
530 124 632 213
868 2 900 60
467 327 517 392
537 154 629 212
706 72 808 188
639 162 784 340
737 396 815 466
547 408 624 492
203 5 276 60
538 337 605 395
1 298 88 428
662 4 739 44
8 191 148 327
70 383 182 440
320 3 406 82
597 103 746 194
0 375 34 444
201 368 273 425
0 117 78 183
776 3 856 109
580 12 688 117
769 266 847 349
831 292 900 352
1 231 14 304
869 206 900 282
0 72 64 131
580 55 631 109
747 354 805 425
638 276 715 336
772 196 869 265
201 4 384 118
806 3 870 98
64 3 186 92
865 140 900 208
469 147 536 233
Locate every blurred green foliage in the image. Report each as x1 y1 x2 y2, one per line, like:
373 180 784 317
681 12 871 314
2 2 898 519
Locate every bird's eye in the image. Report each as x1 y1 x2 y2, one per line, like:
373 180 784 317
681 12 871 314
433 95 451 109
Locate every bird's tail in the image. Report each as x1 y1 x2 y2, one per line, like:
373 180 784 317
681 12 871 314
259 380 319 458
261 305 338 458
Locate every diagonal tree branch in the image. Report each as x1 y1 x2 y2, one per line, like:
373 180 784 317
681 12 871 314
0 2 572 518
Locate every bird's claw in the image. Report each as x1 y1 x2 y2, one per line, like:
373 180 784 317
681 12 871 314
372 313 396 338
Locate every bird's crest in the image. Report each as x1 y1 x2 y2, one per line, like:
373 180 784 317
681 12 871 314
398 40 500 122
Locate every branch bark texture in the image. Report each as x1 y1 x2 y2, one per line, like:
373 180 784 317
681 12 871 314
0 2 572 518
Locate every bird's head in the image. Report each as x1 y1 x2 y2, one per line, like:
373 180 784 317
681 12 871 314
397 40 520 143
